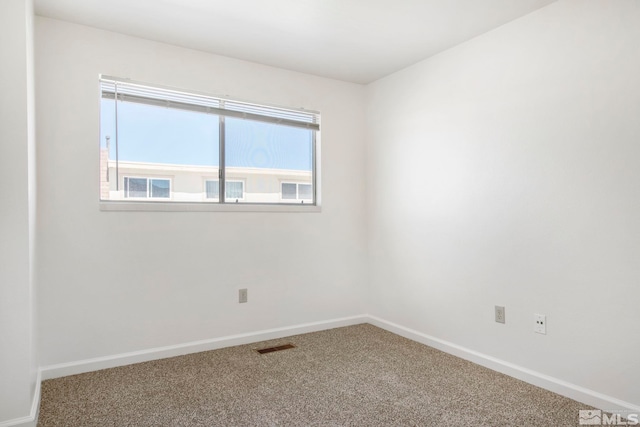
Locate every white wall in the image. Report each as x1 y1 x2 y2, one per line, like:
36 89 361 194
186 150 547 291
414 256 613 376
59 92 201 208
0 0 38 423
366 0 640 407
35 17 367 366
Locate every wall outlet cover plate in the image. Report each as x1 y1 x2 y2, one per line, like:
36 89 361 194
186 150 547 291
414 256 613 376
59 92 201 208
495 306 505 324
534 313 546 334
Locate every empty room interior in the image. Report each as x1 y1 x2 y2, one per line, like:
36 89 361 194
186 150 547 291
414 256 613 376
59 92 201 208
1 0 639 425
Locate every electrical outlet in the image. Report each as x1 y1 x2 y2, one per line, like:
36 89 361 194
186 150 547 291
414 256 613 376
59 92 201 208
239 288 248 303
534 314 546 334
495 306 505 324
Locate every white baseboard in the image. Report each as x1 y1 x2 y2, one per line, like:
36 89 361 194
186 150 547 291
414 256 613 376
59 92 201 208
40 315 368 380
368 315 640 415
0 370 41 427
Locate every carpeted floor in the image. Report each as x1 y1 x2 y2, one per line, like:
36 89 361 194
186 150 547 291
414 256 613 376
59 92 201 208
38 324 592 426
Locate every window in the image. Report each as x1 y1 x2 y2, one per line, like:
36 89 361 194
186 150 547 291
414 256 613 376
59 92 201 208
226 181 244 201
124 177 171 199
205 180 219 200
205 180 244 201
100 76 319 207
281 182 312 202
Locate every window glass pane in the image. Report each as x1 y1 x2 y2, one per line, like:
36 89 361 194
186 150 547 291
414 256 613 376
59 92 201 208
150 179 170 198
298 184 312 200
125 177 148 198
100 98 219 202
226 181 244 200
225 117 313 204
282 183 297 199
100 78 319 206
205 180 219 200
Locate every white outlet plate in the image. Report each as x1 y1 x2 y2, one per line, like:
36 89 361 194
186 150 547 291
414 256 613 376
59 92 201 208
534 313 546 334
239 288 248 303
495 306 505 324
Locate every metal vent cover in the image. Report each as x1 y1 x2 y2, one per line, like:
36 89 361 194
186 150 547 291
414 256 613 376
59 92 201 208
255 343 296 354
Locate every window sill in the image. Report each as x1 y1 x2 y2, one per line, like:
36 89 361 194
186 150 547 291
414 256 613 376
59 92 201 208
99 201 321 213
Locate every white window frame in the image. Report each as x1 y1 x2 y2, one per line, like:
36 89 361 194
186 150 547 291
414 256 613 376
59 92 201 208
99 75 321 212
123 176 172 200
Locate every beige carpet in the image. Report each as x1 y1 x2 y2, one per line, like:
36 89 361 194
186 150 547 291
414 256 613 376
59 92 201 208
39 324 592 426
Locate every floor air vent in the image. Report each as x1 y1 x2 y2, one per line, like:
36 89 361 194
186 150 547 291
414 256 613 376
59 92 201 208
256 343 296 354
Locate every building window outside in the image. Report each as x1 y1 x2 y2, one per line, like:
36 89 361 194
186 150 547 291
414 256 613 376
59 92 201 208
205 180 219 200
226 181 244 201
100 76 319 206
281 182 312 202
124 177 171 199
205 180 244 201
